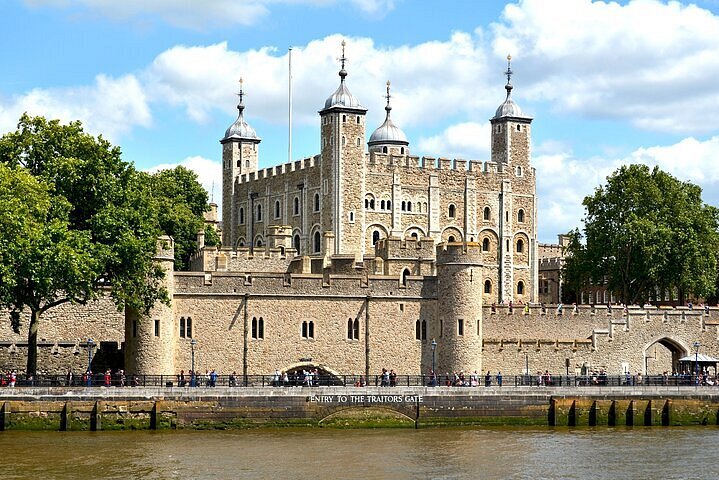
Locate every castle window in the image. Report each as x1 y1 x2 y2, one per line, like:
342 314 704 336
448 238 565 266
517 124 521 131
483 207 490 221
516 166 523 177
348 318 359 340
342 136 346 146
400 147 405 154
411 232 418 239
415 320 421 340
517 281 525 295
516 239 524 253
293 197 300 216
383 146 388 154
365 199 369 209
387 200 392 210
246 160 250 167
187 317 195 338
154 319 160 337
506 211 509 222
256 237 263 247
252 317 264 339
401 201 406 211
256 204 262 222
349 211 355 223
448 204 456 219
356 137 361 147
370 198 375 209
484 280 492 294
381 200 385 210
275 200 281 219
372 230 380 246
517 209 525 223
407 201 412 212
313 231 321 253
301 320 314 339
421 320 427 341
356 116 361 124
448 235 456 243
342 114 347 123
179 317 186 338
402 268 410 287
239 208 245 225
293 234 301 253
457 319 464 336
482 238 490 251
314 193 320 212
237 159 241 167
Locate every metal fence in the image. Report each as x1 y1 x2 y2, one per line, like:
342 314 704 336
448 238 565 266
0 372 714 388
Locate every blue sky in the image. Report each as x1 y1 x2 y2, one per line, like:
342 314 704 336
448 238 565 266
2 0 719 243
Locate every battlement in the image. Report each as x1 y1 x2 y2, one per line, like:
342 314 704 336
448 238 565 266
539 257 563 269
366 151 502 174
435 241 484 265
237 155 320 185
374 236 435 259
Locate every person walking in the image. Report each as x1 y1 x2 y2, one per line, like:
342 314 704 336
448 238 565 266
496 371 503 387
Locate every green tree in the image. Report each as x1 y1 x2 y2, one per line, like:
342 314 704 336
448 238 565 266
147 166 209 270
0 115 167 375
562 164 719 305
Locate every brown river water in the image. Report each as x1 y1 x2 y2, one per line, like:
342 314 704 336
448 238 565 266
2 427 717 479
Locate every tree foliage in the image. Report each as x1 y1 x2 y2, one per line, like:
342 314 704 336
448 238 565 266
562 164 719 305
0 114 168 374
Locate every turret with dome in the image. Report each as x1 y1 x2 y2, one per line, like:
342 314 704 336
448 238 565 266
368 80 409 156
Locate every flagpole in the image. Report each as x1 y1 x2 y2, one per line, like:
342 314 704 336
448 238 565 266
288 47 293 164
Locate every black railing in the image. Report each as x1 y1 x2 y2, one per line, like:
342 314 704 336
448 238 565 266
0 373 714 388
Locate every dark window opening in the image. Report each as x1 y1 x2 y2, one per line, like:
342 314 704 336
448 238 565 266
154 319 160 337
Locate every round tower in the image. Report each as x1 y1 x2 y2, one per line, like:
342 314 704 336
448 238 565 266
124 236 176 375
435 242 484 376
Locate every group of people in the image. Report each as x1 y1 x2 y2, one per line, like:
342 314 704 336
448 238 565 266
176 369 219 387
425 370 504 387
0 370 17 387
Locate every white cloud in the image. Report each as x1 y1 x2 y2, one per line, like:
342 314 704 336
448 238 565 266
23 0 396 30
491 0 719 134
146 155 223 211
416 122 490 159
143 32 493 134
535 135 719 242
0 74 150 142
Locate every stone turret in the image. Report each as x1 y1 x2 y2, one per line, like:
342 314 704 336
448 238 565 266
124 236 176 375
435 242 484 375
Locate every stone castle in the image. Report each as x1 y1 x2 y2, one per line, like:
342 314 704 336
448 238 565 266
1 46 717 378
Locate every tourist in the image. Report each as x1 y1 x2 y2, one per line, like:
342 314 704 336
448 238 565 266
496 371 503 387
209 369 218 387
178 370 186 387
119 369 126 387
9 370 17 388
557 303 563 314
66 370 73 387
282 370 289 386
543 370 551 386
229 371 237 387
389 369 397 387
470 371 478 387
636 372 643 385
273 369 281 387
485 371 491 387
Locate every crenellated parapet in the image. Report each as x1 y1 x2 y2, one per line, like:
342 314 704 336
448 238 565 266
238 155 320 185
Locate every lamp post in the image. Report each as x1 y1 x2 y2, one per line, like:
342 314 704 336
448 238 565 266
693 341 701 386
86 338 94 386
431 339 437 386
190 339 197 387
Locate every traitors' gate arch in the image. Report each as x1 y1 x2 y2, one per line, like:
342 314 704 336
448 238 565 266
643 335 690 375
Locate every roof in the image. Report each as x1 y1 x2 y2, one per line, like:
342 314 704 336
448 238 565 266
678 353 719 363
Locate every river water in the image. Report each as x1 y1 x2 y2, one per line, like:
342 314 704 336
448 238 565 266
2 427 717 479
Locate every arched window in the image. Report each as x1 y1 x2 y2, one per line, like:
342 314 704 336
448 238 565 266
349 211 355 222
383 146 388 154
256 204 262 222
356 137 361 147
275 200 281 219
381 200 386 210
256 237 263 247
301 321 308 338
411 232 418 239
482 238 490 251
402 268 410 286
372 230 380 245
251 317 257 338
448 235 456 243
293 197 300 215
415 320 421 340
370 198 375 209
401 201 406 211
484 280 492 294
421 320 427 340
237 159 241 167
518 209 525 223
179 317 186 338
342 114 347 123
387 200 392 210
348 318 354 340
483 207 490 220
365 198 369 208
356 116 361 124
448 204 456 218
313 231 321 253
407 201 412 212
353 318 359 340
517 124 521 131
400 147 405 154
239 208 245 225
186 317 192 338
314 193 320 212
517 281 525 295
293 234 301 253
308 321 314 338
516 166 523 177
342 136 346 146
516 239 524 253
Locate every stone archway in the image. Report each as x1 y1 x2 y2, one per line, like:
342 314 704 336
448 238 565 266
643 335 689 375
281 362 345 386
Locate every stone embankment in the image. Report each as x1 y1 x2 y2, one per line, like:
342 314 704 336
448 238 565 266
1 386 719 430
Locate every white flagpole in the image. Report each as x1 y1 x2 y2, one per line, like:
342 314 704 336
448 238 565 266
288 47 293 164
